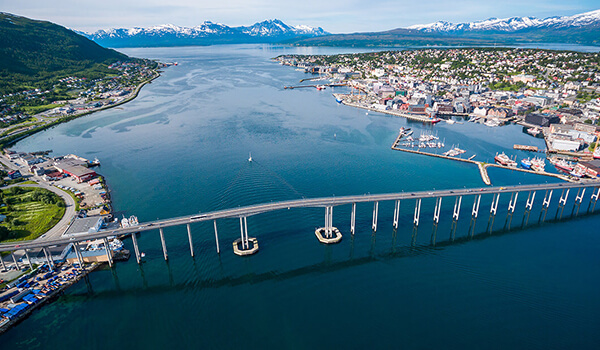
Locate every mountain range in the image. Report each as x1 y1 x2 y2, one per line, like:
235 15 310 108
291 9 600 47
82 19 328 48
408 9 600 33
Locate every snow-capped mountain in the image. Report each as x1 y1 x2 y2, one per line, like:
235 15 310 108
83 19 328 47
408 9 600 33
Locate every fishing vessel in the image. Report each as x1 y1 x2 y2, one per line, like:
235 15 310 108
530 157 546 172
521 158 532 170
495 152 517 167
527 127 541 136
550 158 574 173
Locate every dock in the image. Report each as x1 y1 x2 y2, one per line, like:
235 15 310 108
513 144 542 152
284 83 347 90
336 94 434 123
391 131 574 185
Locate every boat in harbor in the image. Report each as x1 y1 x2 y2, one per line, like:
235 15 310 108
527 127 541 136
530 157 546 172
316 85 326 91
495 152 517 167
550 158 575 173
521 158 532 170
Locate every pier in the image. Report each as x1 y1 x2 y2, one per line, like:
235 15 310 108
513 144 543 152
391 132 573 185
284 83 347 89
333 94 435 123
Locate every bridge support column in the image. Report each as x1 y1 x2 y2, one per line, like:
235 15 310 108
592 187 600 202
187 224 194 257
159 228 168 261
508 192 519 213
543 190 553 209
433 197 442 224
490 193 500 216
350 203 356 234
559 189 570 206
103 238 113 267
23 249 33 271
43 247 53 269
575 188 585 204
0 253 5 271
131 233 141 264
591 188 600 212
413 199 421 227
74 242 85 270
213 220 220 254
393 200 400 229
372 202 379 232
233 216 259 256
472 195 481 219
525 191 536 211
453 196 462 221
315 206 341 244
11 252 19 270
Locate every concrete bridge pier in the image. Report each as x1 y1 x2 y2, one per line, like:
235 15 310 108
558 189 570 207
372 202 379 232
213 220 220 254
392 200 400 229
43 247 53 269
490 193 500 216
543 190 553 208
186 224 194 257
24 249 33 271
131 232 141 264
0 253 5 271
413 199 422 226
103 238 113 267
233 216 259 256
433 197 442 224
508 192 519 214
472 195 481 219
525 191 536 211
575 188 585 205
453 196 462 221
11 252 19 270
159 228 168 261
591 188 600 212
350 203 356 234
315 206 342 244
74 242 85 270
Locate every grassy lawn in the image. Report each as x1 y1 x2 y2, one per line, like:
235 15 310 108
0 187 65 242
21 103 65 115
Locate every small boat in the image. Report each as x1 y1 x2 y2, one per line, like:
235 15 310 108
521 158 532 170
430 117 442 124
316 85 326 91
527 127 541 136
140 252 146 258
445 119 456 124
248 152 253 162
335 97 343 103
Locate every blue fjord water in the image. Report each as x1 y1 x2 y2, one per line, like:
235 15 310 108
2 44 600 349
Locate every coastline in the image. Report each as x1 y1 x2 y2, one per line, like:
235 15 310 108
0 69 161 149
0 262 101 335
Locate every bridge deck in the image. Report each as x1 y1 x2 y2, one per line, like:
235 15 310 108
1 182 598 252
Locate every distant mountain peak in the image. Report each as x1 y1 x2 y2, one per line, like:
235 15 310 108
83 19 329 47
408 9 600 33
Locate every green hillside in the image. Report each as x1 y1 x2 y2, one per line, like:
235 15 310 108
0 12 128 95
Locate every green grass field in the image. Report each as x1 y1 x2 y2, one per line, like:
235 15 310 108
0 187 65 242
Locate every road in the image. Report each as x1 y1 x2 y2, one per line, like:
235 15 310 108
0 160 77 242
1 181 598 252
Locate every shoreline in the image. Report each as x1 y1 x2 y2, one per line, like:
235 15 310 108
0 69 161 149
0 262 101 335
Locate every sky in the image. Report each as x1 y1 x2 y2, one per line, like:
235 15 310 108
1 0 599 33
